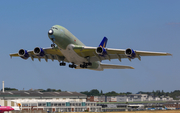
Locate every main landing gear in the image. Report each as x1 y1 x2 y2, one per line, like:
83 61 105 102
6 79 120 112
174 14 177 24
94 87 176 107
80 62 92 68
80 56 92 68
59 62 66 66
59 62 76 68
51 39 55 48
69 62 76 68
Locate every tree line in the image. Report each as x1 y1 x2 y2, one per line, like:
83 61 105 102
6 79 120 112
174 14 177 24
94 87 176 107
80 89 132 96
1 87 61 92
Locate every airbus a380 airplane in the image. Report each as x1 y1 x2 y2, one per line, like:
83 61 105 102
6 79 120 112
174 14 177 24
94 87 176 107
10 25 171 71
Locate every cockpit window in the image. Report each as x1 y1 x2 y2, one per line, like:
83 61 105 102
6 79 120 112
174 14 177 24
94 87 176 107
52 27 58 30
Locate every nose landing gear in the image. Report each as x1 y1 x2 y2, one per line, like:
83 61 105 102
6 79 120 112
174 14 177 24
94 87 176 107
51 44 55 48
51 39 55 48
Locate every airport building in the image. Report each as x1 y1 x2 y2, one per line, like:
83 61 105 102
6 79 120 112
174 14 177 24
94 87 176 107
164 101 180 109
0 91 102 112
87 94 173 102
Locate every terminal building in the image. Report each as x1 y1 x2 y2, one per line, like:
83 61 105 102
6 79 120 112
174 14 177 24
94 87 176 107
87 94 173 102
0 91 102 112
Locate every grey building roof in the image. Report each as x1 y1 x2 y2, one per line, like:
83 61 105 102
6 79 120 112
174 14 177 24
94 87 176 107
0 91 86 99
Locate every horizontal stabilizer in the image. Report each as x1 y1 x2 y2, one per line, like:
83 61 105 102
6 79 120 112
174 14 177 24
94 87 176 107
100 63 134 69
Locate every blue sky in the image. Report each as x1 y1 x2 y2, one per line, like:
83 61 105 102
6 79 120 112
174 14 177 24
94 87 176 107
0 1 179 94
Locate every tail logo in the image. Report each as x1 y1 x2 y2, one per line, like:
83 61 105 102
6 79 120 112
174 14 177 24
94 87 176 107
99 37 108 48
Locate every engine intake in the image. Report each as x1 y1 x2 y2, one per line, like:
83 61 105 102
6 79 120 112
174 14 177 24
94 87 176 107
33 47 45 56
125 48 136 59
18 49 29 59
96 47 107 56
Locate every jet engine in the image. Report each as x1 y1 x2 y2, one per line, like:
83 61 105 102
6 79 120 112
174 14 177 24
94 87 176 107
125 48 136 59
96 47 107 56
18 49 29 59
33 47 45 56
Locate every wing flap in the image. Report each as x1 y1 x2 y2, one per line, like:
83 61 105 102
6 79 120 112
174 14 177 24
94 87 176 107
100 63 134 69
135 50 172 56
89 54 127 62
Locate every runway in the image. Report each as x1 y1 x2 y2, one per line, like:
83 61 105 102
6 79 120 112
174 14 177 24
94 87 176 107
63 110 180 113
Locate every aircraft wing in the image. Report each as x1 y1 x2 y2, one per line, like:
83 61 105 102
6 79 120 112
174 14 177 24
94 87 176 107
73 46 172 62
10 47 66 62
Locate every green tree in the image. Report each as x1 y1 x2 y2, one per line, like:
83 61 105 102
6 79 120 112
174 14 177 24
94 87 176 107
105 91 118 96
100 90 103 95
89 89 100 96
40 88 61 92
161 90 165 96
1 87 18 91
152 90 155 96
57 89 61 92
126 92 132 95
165 92 169 96
119 93 126 96
80 91 90 96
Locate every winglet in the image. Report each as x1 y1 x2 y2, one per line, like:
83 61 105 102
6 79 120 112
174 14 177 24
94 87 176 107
167 53 173 56
99 37 108 48
130 67 134 69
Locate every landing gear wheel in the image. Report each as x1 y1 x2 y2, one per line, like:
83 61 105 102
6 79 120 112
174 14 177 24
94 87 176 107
69 64 73 68
51 44 55 48
80 62 92 68
87 62 92 66
63 62 66 66
60 62 66 66
74 65 76 68
80 64 87 68
80 64 84 68
69 63 76 68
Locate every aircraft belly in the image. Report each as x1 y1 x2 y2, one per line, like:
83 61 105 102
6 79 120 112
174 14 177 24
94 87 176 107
58 44 87 64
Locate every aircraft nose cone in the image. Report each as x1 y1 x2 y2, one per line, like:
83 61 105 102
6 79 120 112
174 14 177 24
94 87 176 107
48 29 53 35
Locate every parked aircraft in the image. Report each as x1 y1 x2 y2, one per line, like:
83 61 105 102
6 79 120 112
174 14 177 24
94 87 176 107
0 106 19 113
10 25 171 71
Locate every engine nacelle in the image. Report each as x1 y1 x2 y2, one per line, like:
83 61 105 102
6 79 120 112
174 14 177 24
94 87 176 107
96 47 107 56
125 48 136 59
33 47 45 56
18 49 29 59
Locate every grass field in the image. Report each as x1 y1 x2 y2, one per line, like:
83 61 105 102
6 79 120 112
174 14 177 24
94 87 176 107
64 110 180 113
11 110 180 113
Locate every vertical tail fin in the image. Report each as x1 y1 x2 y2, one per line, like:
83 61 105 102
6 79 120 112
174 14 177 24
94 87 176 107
99 37 108 48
